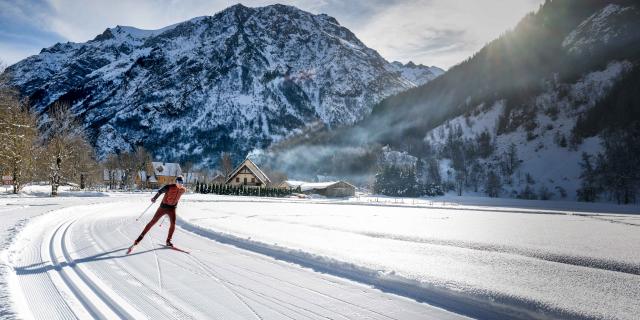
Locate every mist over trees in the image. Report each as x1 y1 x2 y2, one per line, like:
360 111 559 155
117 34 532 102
252 0 640 204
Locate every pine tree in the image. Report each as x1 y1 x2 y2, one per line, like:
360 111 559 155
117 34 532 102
476 130 495 158
577 153 598 202
485 170 501 197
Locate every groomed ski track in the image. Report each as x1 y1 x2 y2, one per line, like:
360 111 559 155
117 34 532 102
8 200 466 320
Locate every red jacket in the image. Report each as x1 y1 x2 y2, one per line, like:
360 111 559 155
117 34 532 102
153 184 186 208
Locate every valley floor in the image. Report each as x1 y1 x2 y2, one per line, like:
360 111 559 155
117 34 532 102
0 192 463 320
1 188 638 319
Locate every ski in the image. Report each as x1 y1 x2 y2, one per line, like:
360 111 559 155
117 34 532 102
160 244 190 254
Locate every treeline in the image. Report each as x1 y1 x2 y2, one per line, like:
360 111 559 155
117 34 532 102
0 74 162 195
0 80 100 196
195 182 297 197
102 147 154 190
577 123 640 204
373 164 444 197
373 123 564 200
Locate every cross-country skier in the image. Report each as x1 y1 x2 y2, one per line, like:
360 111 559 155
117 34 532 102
132 175 186 248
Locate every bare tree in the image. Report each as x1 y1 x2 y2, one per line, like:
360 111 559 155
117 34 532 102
41 102 91 196
68 138 98 189
220 152 234 178
103 154 120 190
132 146 152 189
0 86 40 193
118 151 137 190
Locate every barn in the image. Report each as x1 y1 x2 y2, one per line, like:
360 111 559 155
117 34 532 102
281 180 356 197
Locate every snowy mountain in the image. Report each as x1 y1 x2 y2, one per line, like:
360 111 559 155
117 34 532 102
390 61 444 86
4 4 441 165
256 0 640 201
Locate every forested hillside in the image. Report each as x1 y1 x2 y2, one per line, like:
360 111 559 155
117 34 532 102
256 0 640 203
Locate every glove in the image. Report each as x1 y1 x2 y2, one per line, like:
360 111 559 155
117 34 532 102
151 197 156 203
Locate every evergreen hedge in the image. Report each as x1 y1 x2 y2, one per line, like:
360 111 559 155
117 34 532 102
194 181 296 198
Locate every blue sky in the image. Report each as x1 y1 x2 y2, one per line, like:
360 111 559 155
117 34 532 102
0 0 544 69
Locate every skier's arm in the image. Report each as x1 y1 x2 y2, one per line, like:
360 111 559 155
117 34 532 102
151 185 169 202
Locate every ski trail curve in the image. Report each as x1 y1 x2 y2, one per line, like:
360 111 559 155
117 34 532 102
9 200 468 320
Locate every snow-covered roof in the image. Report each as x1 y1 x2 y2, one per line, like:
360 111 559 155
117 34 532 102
211 174 226 181
282 180 355 192
281 180 305 187
225 158 271 184
300 181 339 192
152 162 182 177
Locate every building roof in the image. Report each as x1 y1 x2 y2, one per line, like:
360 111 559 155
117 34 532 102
225 158 271 184
280 180 304 187
282 180 355 191
151 162 182 177
211 173 226 181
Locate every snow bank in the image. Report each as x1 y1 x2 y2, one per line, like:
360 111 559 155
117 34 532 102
178 217 560 319
178 196 640 319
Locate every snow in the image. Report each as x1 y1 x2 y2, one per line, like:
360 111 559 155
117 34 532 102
299 181 338 191
424 61 632 200
0 192 467 319
6 4 444 165
178 194 640 319
390 61 444 86
1 184 112 198
379 146 418 168
562 4 635 55
0 190 638 318
112 23 182 39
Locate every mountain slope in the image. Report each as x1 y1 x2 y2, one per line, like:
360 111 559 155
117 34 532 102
390 61 444 86
5 4 440 165
256 0 640 200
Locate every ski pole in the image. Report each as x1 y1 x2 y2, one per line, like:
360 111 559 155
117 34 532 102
136 203 154 221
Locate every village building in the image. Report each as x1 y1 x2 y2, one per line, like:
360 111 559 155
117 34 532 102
210 173 227 185
2 174 12 185
134 162 182 189
151 162 182 185
278 180 304 189
225 158 271 187
281 180 356 198
135 170 158 189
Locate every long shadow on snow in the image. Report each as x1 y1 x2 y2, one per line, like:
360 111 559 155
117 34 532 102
15 247 161 275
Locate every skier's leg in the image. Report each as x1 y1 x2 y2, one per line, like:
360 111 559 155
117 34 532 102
166 209 176 245
136 208 165 243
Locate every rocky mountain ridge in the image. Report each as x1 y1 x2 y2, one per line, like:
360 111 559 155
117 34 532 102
5 4 441 165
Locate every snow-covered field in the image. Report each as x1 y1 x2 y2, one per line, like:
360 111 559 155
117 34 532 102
180 194 640 319
0 191 464 320
1 189 638 319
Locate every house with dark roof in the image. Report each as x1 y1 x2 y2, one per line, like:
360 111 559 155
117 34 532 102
225 158 271 187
